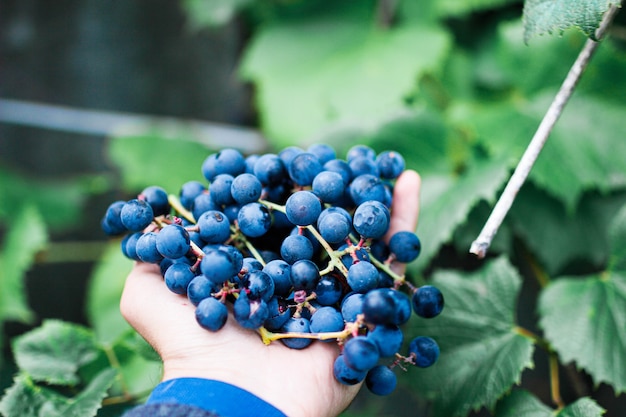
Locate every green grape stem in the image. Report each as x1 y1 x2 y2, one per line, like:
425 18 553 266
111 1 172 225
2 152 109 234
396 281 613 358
168 194 196 223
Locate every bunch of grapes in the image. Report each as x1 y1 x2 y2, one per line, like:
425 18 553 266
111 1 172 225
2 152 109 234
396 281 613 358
101 143 444 396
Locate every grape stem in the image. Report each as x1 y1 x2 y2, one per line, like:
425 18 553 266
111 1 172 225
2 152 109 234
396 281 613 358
469 4 621 259
168 194 196 223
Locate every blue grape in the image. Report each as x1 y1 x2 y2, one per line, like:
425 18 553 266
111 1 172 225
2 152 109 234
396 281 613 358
376 150 405 179
346 144 376 162
242 256 264 273
164 262 196 295
233 291 269 329
318 211 351 244
243 270 275 302
353 200 390 239
202 148 246 181
237 202 272 237
365 365 397 396
156 224 191 259
323 159 353 185
278 146 304 167
412 285 444 318
389 289 412 325
200 248 241 284
253 153 287 186
195 297 228 332
333 355 367 386
307 143 336 164
192 192 220 221
280 234 314 264
343 336 380 372
310 306 344 334
179 180 206 210
285 191 322 226
362 288 396 325
349 174 387 206
244 154 259 174
341 292 364 322
347 261 379 293
288 152 323 186
197 210 231 244
264 296 292 331
121 232 142 260
409 336 440 368
289 259 320 291
101 200 127 236
187 275 220 306
349 156 380 178
312 171 345 204
209 174 235 206
389 231 421 263
280 317 313 349
120 199 154 232
222 204 240 224
262 260 292 297
140 185 170 217
367 324 403 357
314 275 343 306
135 231 163 263
231 173 262 205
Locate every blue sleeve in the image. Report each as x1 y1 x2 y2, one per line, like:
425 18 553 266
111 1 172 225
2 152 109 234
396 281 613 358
143 378 288 417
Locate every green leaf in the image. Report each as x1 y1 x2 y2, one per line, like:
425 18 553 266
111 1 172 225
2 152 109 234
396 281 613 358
108 133 212 194
239 17 450 146
180 0 253 29
13 320 100 386
56 368 117 417
608 203 626 271
412 158 510 271
495 389 605 417
408 257 535 417
538 271 626 393
110 332 162 396
0 204 47 323
86 241 134 343
523 0 620 42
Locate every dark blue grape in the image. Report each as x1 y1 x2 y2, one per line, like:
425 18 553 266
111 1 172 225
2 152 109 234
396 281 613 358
389 289 412 325
365 365 397 396
289 259 320 291
278 146 304 167
195 297 228 332
343 336 379 372
349 156 380 178
389 231 421 263
180 180 206 210
140 185 170 217
312 171 345 204
209 174 235 206
412 285 444 318
197 210 231 244
262 260 292 297
333 355 367 386
280 234 314 264
243 270 275 302
376 150 405 179
253 153 287 186
353 200 390 239
202 148 246 182
233 291 269 330
288 152 323 186
120 199 154 232
231 173 262 205
349 174 387 206
280 317 312 349
317 211 351 244
307 143 336 164
285 191 322 226
346 144 376 162
121 232 143 260
314 275 343 306
222 204 240 224
164 262 196 295
264 295 292 331
192 192 220 221
200 248 240 284
101 200 127 235
341 292 364 322
237 202 272 237
323 159 353 185
156 224 190 259
310 306 344 334
362 288 396 325
187 275 220 306
409 336 440 368
245 154 259 174
242 257 264 273
135 231 163 263
347 261 379 293
367 324 403 357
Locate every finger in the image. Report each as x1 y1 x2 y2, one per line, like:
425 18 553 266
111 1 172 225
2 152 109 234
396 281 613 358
386 169 421 240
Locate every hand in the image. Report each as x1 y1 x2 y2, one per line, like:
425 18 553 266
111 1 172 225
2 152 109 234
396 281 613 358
120 169 421 417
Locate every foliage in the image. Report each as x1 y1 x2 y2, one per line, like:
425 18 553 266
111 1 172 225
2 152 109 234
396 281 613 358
1 0 625 416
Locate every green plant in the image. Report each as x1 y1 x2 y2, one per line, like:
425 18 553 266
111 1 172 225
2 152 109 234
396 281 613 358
1 0 625 416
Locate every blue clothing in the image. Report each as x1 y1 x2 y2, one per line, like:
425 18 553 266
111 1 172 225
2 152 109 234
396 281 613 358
122 378 288 417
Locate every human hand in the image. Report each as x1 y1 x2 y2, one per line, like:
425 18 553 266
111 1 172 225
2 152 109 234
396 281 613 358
120 169 421 417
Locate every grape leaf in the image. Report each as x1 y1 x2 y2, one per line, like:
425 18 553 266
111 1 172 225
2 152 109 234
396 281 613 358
0 204 47 324
495 389 605 417
408 257 535 417
0 369 116 417
12 320 100 386
537 203 626 393
86 241 134 343
239 16 450 146
108 133 212 194
523 0 620 42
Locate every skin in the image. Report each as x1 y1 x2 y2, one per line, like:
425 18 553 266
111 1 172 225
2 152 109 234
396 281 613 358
120 169 421 417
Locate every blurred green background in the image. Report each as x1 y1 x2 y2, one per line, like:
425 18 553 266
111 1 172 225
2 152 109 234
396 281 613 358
1 0 626 416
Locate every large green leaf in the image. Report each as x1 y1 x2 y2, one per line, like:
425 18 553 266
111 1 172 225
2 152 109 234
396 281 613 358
0 204 47 323
12 320 100 386
408 257 535 417
495 389 605 417
86 241 134 343
608 203 626 271
239 16 450 146
523 0 620 42
107 133 213 194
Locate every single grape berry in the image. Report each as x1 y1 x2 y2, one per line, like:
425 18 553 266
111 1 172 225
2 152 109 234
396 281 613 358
389 231 421 263
285 191 322 226
409 336 440 368
237 202 272 237
156 224 191 259
196 297 228 332
412 285 444 318
343 336 380 372
333 355 367 386
140 185 170 217
120 199 154 232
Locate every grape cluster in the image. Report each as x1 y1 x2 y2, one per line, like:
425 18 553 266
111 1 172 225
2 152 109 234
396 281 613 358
102 144 444 396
